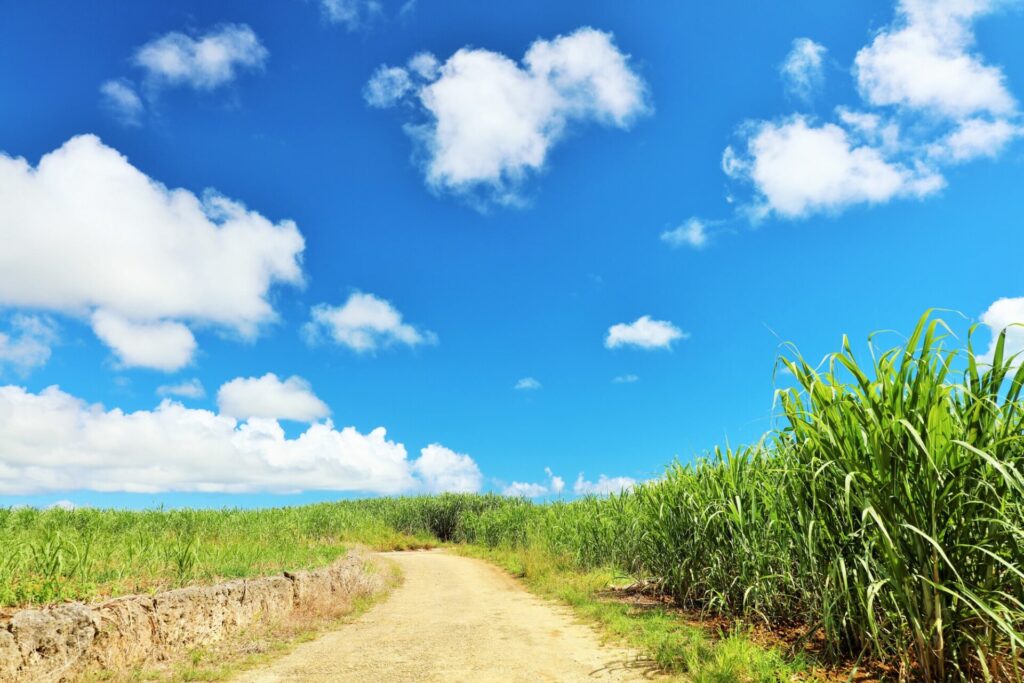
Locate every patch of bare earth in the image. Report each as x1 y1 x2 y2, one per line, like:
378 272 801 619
232 550 659 682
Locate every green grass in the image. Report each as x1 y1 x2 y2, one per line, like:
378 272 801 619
445 312 1024 681
0 502 431 606
4 311 1022 681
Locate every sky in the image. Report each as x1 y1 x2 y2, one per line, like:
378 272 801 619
1 0 1023 509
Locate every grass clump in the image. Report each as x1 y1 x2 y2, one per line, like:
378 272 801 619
452 312 1024 681
0 503 430 606
774 314 1024 680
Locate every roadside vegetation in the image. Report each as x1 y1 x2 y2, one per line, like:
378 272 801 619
3 312 1022 681
0 503 431 606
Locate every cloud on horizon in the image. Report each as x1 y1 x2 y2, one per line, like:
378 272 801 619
573 473 637 495
979 297 1024 366
0 383 481 496
502 467 565 498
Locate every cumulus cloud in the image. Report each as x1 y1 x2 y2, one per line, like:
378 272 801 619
99 79 144 126
573 473 636 496
514 377 542 390
217 373 330 422
724 116 944 219
854 0 1016 118
660 218 709 249
612 374 639 384
305 292 435 353
91 312 197 372
134 24 268 91
502 467 564 498
367 27 649 205
0 135 305 370
724 0 1021 221
781 38 827 102
605 316 687 350
929 117 1021 162
978 297 1024 366
547 468 565 494
0 315 58 376
0 384 482 495
156 378 205 399
413 444 483 493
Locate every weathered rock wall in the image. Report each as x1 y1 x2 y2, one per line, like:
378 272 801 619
0 550 383 682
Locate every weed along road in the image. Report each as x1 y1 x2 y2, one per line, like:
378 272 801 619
233 550 652 682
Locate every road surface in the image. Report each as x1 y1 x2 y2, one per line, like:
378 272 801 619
232 550 655 682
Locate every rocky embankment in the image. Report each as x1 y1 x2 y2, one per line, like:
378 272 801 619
0 550 383 682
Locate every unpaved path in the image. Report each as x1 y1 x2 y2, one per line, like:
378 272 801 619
233 550 656 682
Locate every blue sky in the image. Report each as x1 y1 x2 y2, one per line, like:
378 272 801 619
1 0 1022 508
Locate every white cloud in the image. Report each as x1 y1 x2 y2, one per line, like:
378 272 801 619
834 107 903 151
978 297 1024 366
546 467 565 494
929 117 1021 162
781 38 827 102
836 107 882 135
91 311 197 372
514 377 542 390
364 65 414 108
573 473 636 496
0 315 58 376
46 500 78 511
408 52 439 80
605 315 687 350
854 0 1016 119
612 374 639 384
660 218 709 249
305 291 435 353
502 467 564 498
502 481 548 497
318 0 382 30
157 378 205 399
134 24 268 91
0 384 482 495
724 116 945 219
0 135 305 369
412 444 483 493
724 1 1021 221
217 373 330 423
99 79 144 126
368 27 649 204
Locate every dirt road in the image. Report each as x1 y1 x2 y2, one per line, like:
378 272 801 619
233 550 655 682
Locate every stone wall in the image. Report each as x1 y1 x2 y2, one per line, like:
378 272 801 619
0 550 384 682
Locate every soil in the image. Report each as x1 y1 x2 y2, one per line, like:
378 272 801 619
232 550 658 682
